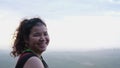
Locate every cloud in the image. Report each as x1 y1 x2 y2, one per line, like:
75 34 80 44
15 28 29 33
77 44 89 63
47 16 120 51
0 0 120 50
0 9 23 50
0 0 120 19
0 0 120 17
110 0 120 4
103 11 120 16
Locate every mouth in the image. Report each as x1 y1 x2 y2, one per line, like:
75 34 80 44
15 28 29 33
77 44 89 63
37 43 47 48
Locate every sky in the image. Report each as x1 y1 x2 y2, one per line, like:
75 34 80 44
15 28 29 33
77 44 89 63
0 0 120 51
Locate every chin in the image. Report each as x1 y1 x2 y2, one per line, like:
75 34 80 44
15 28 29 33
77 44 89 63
33 48 46 55
39 48 46 52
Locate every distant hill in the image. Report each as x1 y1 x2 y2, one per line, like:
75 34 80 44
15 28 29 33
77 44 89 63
0 48 120 68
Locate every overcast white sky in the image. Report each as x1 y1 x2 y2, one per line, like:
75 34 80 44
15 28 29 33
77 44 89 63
0 0 120 51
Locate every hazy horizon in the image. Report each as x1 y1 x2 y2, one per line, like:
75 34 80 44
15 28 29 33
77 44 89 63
1 48 120 68
1 46 120 52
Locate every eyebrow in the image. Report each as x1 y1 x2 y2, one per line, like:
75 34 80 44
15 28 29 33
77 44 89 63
32 31 47 34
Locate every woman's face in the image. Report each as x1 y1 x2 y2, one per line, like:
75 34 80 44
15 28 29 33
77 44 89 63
27 24 50 54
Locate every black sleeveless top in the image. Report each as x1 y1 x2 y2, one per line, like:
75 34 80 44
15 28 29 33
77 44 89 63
15 51 49 68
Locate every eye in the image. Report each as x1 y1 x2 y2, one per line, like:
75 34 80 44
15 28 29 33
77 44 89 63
44 32 48 36
33 33 40 37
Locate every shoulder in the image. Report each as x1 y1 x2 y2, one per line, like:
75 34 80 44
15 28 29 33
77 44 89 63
23 56 44 68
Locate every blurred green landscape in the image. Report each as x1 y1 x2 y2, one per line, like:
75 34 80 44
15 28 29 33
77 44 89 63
0 49 120 68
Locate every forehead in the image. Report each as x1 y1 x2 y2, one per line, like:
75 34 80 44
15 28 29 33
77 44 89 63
30 25 47 33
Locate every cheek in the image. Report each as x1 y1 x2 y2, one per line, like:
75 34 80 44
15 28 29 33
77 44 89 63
46 37 50 45
29 38 38 46
29 40 38 50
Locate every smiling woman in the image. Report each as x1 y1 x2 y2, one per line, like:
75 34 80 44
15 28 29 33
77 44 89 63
11 17 49 68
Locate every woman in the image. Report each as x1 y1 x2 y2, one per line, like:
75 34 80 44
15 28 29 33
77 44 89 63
11 17 50 68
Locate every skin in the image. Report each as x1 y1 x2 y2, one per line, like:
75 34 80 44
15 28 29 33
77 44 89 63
23 57 44 68
24 23 50 68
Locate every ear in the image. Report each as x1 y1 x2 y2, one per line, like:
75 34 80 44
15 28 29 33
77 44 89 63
25 39 29 44
24 37 29 44
24 39 29 48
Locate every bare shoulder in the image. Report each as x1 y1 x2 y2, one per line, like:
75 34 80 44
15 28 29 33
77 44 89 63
23 56 44 68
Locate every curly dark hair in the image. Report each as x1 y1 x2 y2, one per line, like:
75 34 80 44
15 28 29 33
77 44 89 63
11 18 46 57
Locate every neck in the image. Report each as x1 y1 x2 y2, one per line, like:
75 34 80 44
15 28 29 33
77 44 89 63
23 49 42 57
35 52 42 57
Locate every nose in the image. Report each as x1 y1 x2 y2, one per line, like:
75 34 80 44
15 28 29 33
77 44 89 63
39 35 45 42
